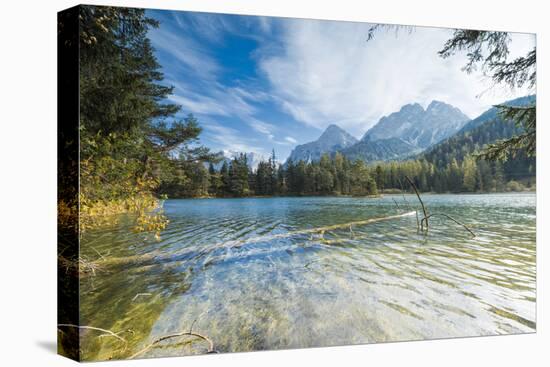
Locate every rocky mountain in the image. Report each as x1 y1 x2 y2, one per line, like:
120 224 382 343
286 124 358 163
283 100 470 164
341 100 470 162
364 100 470 149
341 137 420 162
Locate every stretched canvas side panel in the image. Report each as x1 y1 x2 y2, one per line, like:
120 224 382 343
57 5 81 362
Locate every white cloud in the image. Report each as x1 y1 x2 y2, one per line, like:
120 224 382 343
150 14 287 158
259 20 535 137
248 118 276 135
257 16 273 34
148 28 220 80
284 136 298 144
169 94 230 116
202 121 268 155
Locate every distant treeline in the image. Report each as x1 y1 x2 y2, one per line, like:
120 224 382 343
158 151 535 198
159 151 376 198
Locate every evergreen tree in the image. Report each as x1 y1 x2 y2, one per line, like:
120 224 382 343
208 163 222 196
277 164 286 194
375 165 385 192
493 162 505 192
350 160 378 196
229 154 250 196
439 31 536 160
462 156 477 192
220 161 231 196
270 149 278 195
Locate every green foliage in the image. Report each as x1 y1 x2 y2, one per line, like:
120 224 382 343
229 154 251 196
438 30 536 160
71 5 216 232
506 180 525 192
477 104 536 161
422 97 536 188
204 153 379 197
350 160 378 196
79 6 176 136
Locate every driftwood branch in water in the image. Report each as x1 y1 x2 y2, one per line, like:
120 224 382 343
57 324 127 343
392 198 400 210
129 330 216 359
421 213 476 237
87 211 416 269
404 176 474 237
405 176 428 231
59 323 216 359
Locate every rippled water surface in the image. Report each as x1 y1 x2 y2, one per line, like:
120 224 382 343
79 194 536 360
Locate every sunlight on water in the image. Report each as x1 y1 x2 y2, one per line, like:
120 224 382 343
79 193 536 360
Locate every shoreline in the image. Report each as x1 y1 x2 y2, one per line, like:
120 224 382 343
164 190 536 200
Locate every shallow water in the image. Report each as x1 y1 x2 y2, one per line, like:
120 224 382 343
79 193 536 360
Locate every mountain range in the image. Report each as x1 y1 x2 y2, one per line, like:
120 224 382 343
287 100 470 163
286 124 358 163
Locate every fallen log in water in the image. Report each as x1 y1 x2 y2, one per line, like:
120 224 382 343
85 211 417 269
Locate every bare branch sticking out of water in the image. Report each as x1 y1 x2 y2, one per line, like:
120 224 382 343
129 330 217 359
58 256 104 277
59 323 216 359
57 324 127 344
392 198 401 210
421 213 476 237
404 175 475 237
405 176 428 231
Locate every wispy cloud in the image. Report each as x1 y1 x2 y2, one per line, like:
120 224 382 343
169 94 230 116
259 20 535 136
201 121 267 155
148 27 220 80
150 9 535 160
248 118 275 135
150 14 283 156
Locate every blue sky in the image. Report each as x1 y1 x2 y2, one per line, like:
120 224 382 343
147 9 535 162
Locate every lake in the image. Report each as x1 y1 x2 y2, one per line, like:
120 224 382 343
79 193 536 360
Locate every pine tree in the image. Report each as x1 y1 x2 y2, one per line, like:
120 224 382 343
462 156 477 192
270 149 278 195
375 165 385 192
493 162 505 192
439 30 536 160
220 161 231 196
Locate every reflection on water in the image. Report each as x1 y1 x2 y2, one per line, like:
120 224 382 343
79 193 536 360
